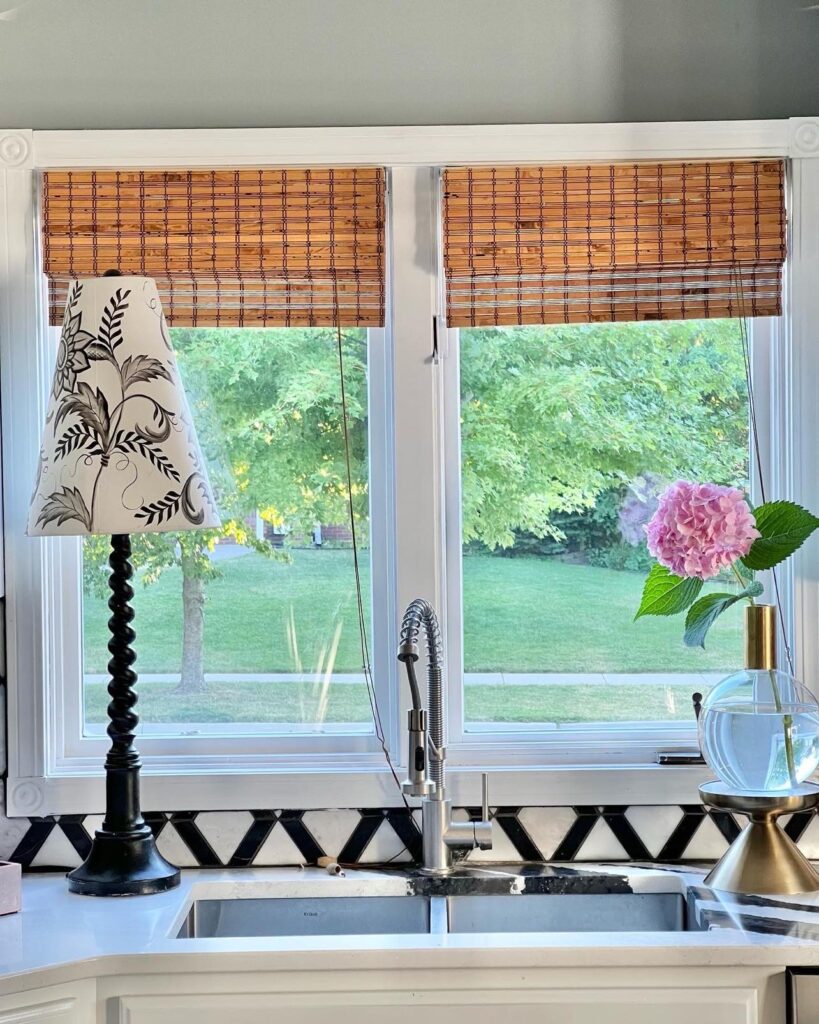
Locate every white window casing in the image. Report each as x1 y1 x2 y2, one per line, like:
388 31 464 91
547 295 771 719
1 119 818 815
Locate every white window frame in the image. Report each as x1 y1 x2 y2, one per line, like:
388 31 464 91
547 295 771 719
48 322 396 757
2 119 818 816
442 316 780 765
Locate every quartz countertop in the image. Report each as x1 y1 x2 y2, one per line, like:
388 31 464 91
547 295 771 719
3 862 819 995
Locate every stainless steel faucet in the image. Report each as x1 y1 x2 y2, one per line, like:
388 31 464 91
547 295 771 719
397 598 493 874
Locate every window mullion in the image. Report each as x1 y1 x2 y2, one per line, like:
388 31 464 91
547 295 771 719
388 166 442 757
787 155 819 685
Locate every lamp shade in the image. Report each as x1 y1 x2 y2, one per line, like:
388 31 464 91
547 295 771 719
28 276 220 537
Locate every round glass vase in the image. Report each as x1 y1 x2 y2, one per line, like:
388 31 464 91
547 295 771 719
698 604 819 794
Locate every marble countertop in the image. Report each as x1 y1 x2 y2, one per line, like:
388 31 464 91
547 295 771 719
3 862 819 995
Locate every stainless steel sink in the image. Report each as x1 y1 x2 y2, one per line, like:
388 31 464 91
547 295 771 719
177 891 692 939
446 893 687 933
177 895 431 938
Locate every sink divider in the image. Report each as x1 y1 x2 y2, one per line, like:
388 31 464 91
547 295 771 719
429 896 448 935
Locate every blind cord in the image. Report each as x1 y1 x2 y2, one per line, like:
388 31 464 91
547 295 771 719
734 268 795 676
335 325 409 808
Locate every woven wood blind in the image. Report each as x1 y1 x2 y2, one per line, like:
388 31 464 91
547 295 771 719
442 160 786 327
42 168 386 327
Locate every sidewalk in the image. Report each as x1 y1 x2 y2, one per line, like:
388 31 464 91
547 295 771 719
85 671 724 688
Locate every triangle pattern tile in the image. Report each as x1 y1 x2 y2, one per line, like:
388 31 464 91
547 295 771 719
574 817 628 861
254 823 307 866
517 807 578 859
795 812 819 859
194 811 254 865
624 806 685 859
155 822 200 868
684 813 732 860
30 826 82 869
296 810 362 861
358 818 411 864
82 815 105 840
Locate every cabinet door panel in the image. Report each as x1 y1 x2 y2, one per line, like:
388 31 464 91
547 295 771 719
0 997 86 1023
115 987 757 1024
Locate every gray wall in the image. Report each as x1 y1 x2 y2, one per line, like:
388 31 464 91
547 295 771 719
0 0 817 130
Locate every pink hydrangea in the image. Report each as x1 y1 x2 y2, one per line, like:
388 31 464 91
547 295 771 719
646 481 759 580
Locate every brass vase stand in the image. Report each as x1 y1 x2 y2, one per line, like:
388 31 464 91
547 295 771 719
699 781 819 895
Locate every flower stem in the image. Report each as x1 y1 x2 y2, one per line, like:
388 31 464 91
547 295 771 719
770 669 798 789
731 562 753 600
730 562 797 787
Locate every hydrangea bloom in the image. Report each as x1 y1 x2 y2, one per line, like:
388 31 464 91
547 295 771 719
646 481 759 580
619 473 664 546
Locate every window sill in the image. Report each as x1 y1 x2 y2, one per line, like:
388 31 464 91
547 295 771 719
5 763 713 817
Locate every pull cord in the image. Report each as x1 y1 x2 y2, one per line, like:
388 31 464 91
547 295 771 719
335 325 409 808
733 268 794 676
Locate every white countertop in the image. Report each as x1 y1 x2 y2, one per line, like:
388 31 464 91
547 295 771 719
3 864 819 996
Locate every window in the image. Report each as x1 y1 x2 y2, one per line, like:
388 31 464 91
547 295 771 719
454 318 749 732
80 326 376 739
4 124 817 816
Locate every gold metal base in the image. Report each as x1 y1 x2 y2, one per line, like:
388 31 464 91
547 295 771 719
700 782 819 895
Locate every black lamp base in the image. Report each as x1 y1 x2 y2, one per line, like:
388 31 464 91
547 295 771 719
67 825 180 897
70 534 181 897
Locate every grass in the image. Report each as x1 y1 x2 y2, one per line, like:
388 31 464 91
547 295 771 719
84 680 699 725
83 548 743 675
82 547 743 725
461 553 742 673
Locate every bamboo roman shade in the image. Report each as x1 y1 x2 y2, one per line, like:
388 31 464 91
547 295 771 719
42 168 386 327
442 160 786 327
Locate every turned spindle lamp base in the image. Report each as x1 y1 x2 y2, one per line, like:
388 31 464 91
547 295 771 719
67 534 180 897
699 781 819 896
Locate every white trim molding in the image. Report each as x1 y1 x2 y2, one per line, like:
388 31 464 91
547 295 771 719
789 118 819 158
2 118 817 816
32 120 790 169
0 130 32 169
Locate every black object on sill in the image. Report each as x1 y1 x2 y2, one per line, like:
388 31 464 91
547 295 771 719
656 691 706 765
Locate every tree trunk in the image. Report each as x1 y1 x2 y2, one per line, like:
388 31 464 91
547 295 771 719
176 554 206 694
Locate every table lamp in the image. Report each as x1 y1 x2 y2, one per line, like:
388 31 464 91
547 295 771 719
28 273 220 896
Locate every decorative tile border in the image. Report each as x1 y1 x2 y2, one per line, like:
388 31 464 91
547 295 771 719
4 803 818 871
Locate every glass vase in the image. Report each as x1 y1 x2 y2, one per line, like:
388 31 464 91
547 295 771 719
698 604 819 794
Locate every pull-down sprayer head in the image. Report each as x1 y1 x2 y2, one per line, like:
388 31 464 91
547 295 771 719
397 599 444 797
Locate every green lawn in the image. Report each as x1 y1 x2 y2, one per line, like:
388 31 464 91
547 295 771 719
83 548 743 675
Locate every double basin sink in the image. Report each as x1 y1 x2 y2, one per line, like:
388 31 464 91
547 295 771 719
177 892 693 939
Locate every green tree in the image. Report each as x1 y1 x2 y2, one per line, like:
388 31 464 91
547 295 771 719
83 327 368 694
459 320 747 550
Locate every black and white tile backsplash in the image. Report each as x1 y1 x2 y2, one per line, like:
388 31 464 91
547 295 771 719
5 801 819 871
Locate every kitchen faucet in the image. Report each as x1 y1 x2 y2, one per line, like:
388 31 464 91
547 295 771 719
397 598 493 874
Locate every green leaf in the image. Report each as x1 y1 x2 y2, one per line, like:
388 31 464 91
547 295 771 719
635 563 704 620
683 581 764 648
741 501 819 571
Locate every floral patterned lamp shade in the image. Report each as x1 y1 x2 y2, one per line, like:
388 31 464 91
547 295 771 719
28 276 220 536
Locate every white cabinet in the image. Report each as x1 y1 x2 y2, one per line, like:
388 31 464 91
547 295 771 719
108 968 773 1024
114 987 757 1024
0 982 95 1024
0 964 784 1024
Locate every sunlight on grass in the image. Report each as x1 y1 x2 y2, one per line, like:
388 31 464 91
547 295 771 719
83 549 742 676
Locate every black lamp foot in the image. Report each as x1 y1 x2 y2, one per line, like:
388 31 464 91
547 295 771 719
71 534 181 897
68 825 180 896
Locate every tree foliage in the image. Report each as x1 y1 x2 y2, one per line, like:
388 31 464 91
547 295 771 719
459 320 748 550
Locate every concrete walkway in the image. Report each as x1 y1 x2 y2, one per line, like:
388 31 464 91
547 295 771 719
85 671 725 688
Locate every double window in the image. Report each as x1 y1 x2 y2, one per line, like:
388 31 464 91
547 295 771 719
3 126 814 816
